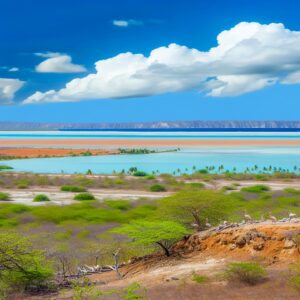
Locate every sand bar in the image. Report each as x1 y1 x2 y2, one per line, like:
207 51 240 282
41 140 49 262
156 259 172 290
1 138 300 148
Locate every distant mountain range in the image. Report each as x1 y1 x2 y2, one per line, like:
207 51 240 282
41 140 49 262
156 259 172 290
0 121 300 130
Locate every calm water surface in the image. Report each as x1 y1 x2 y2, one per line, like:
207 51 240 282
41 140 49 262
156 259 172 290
3 147 300 174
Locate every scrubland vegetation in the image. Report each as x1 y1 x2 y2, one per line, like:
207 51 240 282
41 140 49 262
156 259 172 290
0 170 300 298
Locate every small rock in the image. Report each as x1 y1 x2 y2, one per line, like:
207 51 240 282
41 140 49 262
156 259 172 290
284 240 296 249
253 243 264 251
170 277 179 281
235 236 246 247
229 244 236 250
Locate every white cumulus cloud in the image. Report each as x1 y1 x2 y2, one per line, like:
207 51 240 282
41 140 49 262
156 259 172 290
0 78 25 104
112 19 144 27
35 52 87 73
9 67 19 72
24 22 300 104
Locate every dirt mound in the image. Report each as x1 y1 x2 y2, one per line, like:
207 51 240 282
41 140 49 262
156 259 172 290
173 222 300 265
90 222 300 287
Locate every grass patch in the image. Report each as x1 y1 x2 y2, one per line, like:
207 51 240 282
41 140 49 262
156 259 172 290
0 192 10 201
289 262 300 293
61 185 87 192
241 185 270 193
74 193 95 201
33 194 50 202
149 184 166 192
192 273 209 284
104 200 131 211
284 188 300 195
225 262 267 285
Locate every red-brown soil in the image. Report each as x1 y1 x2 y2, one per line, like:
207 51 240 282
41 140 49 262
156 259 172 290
0 147 119 158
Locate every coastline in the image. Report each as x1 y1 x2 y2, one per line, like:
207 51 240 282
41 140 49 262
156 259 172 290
0 147 119 158
1 138 300 148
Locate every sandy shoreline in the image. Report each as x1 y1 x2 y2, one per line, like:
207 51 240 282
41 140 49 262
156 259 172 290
1 138 300 148
0 147 118 158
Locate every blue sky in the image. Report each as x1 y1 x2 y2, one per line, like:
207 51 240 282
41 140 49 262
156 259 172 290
1 0 300 122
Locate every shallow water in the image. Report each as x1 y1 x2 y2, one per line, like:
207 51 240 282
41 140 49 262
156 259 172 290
3 147 300 174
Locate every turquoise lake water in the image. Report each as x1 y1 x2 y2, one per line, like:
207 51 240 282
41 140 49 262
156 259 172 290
3 147 300 175
1 131 300 174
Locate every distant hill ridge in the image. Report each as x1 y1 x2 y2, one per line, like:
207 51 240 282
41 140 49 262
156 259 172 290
0 121 300 130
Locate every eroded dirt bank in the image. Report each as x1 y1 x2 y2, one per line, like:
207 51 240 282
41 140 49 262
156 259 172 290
85 222 300 300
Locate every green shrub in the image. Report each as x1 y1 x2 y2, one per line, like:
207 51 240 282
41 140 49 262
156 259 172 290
0 165 13 170
17 183 28 189
149 184 166 192
225 262 267 285
241 185 270 193
74 193 95 201
61 185 87 192
192 273 208 284
33 194 50 202
0 192 10 201
198 169 209 174
133 171 148 177
146 175 155 180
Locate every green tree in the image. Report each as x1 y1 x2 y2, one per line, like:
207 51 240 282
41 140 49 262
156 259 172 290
112 220 187 256
158 190 235 230
0 233 53 295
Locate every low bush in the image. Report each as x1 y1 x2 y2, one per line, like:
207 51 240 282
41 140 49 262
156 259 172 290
61 185 87 192
225 262 267 285
17 183 28 189
33 194 50 202
133 171 148 177
74 193 95 201
149 184 166 192
0 192 10 201
241 185 270 193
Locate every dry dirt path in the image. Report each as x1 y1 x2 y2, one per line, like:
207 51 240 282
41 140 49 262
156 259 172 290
0 187 171 205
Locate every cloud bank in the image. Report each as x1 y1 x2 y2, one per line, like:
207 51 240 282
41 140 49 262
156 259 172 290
35 52 87 73
24 22 300 104
0 78 25 104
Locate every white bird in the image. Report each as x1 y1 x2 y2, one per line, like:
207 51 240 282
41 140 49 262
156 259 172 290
244 210 252 223
288 212 297 220
190 223 200 229
223 220 229 226
205 218 212 229
268 213 277 223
